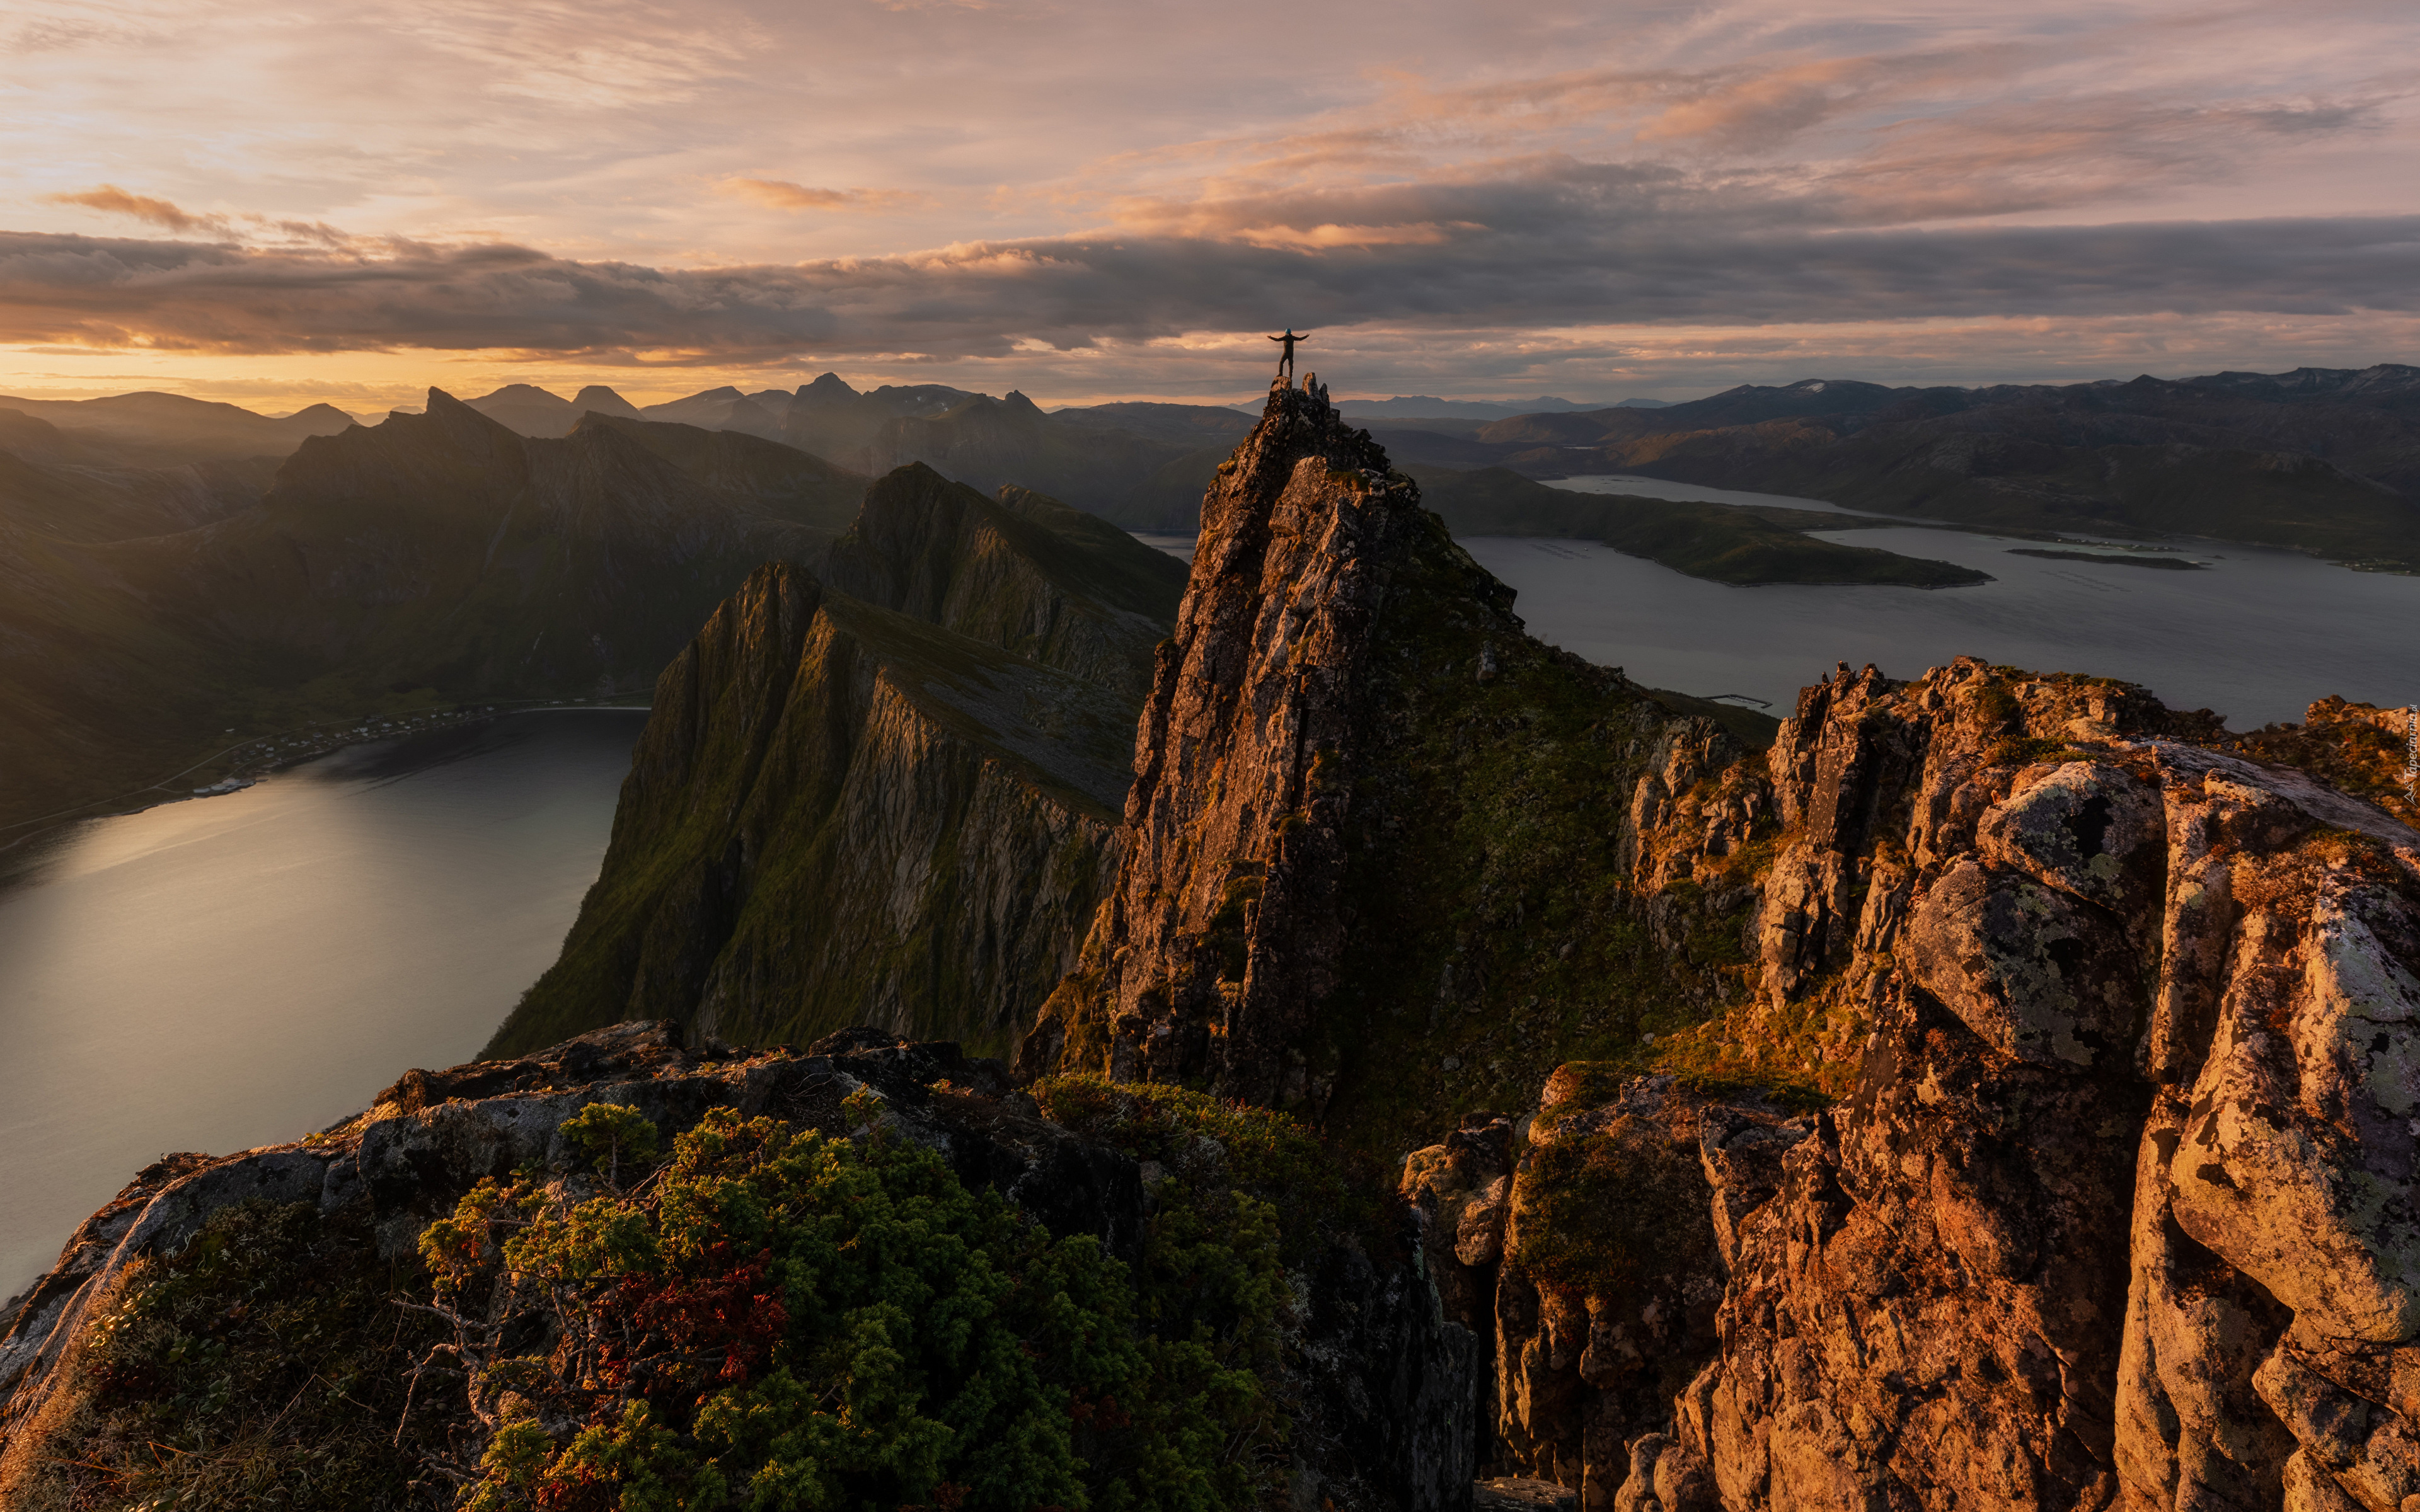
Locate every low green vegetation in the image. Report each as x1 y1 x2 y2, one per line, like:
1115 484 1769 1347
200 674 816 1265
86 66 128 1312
418 1094 1314 1511
2227 696 2420 829
1632 1007 1857 1109
15 1087 1381 1511
1307 507 1779 1152
7 1200 446 1509
1030 1075 1393 1264
1594 495 1988 587
2007 547 2203 570
1509 1116 1714 1298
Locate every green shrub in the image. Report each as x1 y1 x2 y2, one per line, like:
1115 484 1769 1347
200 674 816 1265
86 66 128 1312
1030 1077 1416 1497
559 1101 662 1181
423 1099 1253 1511
1030 1075 1387 1266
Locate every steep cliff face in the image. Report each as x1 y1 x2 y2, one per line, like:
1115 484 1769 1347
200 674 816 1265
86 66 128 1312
490 566 1132 1059
1020 381 1768 1142
492 467 1186 1060
1433 658 2420 1511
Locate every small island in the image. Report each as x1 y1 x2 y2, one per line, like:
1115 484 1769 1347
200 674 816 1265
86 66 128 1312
2008 547 2205 570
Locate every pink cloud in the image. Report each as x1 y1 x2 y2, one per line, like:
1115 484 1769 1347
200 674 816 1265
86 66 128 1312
723 179 933 213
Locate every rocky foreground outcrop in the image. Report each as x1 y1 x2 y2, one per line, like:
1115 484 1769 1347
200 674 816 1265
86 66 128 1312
0 1022 1475 1509
1407 661 2420 1511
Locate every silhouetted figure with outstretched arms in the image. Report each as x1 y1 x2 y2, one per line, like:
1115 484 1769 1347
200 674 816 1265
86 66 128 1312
1268 329 1310 382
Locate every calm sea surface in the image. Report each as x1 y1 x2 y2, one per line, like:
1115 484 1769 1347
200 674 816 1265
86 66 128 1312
0 711 644 1299
1142 476 2420 724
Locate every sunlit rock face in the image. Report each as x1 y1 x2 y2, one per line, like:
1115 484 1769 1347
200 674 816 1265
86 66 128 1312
1434 660 2420 1511
1015 378 1427 1106
1017 379 1759 1130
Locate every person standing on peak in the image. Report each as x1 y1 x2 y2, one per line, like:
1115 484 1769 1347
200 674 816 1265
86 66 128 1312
1268 328 1310 383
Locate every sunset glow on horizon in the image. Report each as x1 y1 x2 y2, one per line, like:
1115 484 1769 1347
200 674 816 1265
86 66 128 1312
3 0 2416 411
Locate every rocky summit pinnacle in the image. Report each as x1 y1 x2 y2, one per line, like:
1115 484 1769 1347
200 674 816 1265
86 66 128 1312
1017 381 1756 1128
1020 381 1427 1102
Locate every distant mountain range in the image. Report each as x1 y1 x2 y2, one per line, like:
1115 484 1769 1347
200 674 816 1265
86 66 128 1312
0 391 357 465
0 392 866 832
34 364 2404 564
8 362 2418 832
1400 365 2420 570
1331 395 1669 419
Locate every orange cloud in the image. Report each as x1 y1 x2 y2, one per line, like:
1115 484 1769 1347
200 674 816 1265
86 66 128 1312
723 178 931 213
42 185 229 236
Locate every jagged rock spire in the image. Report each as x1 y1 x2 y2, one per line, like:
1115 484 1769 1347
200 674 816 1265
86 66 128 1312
1020 381 1421 1103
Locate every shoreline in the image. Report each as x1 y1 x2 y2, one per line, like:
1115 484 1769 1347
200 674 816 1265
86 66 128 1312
0 696 655 856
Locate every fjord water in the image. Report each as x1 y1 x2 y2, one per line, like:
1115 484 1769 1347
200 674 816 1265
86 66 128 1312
1144 479 2420 724
0 711 646 1298
1509 476 2420 723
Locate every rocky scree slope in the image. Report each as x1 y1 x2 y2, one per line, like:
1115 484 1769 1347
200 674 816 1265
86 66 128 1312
1404 657 2420 1511
1018 380 1777 1145
490 464 1187 1061
0 1021 1476 1511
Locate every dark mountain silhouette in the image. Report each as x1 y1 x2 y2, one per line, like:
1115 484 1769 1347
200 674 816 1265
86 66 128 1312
1438 365 2420 568
1334 394 1651 419
859 391 1223 528
0 391 357 466
778 373 984 461
571 384 644 420
1048 401 1257 447
0 392 873 831
640 386 788 439
0 410 271 543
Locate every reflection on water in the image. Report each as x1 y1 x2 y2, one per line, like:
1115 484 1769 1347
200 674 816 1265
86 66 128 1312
0 711 645 1299
1135 481 2420 726
1540 473 1870 516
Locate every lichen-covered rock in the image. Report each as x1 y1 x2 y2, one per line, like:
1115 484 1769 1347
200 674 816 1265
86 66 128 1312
1975 760 2167 924
1623 657 2420 1511
1902 854 2144 1068
2165 881 2420 1344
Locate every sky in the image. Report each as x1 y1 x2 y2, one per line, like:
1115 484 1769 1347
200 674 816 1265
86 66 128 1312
1 0 2416 412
